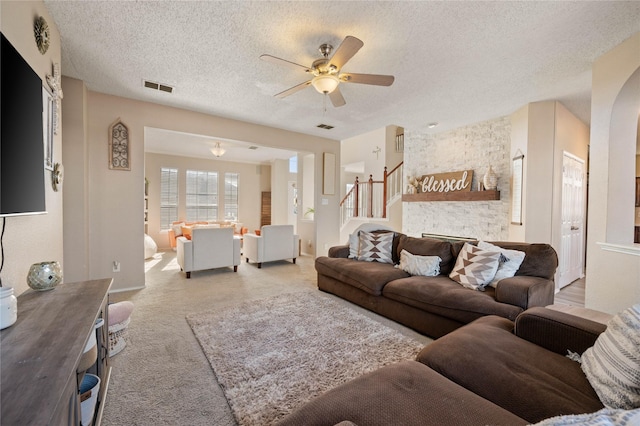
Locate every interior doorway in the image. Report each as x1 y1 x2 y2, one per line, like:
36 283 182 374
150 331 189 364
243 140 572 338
558 152 586 289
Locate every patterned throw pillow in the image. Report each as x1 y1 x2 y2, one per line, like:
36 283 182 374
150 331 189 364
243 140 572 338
348 224 394 258
357 231 394 264
449 243 501 290
581 304 640 409
398 249 441 276
478 241 526 288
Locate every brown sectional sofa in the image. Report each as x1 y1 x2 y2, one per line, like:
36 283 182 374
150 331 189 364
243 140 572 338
316 233 559 338
278 307 608 425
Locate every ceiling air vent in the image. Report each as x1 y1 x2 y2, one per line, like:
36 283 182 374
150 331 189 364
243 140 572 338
143 80 174 94
317 124 334 130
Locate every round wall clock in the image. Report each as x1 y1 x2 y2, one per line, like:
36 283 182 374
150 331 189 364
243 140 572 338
34 16 50 55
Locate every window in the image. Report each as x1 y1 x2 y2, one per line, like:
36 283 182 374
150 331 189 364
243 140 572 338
160 168 178 229
289 155 298 173
224 173 239 221
186 170 218 221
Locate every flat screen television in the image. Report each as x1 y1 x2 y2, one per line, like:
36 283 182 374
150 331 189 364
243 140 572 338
1 32 46 217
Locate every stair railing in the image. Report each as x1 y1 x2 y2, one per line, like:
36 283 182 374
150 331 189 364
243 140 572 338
340 162 403 227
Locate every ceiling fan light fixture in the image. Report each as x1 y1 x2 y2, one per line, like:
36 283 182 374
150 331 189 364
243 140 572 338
210 142 225 157
311 74 339 94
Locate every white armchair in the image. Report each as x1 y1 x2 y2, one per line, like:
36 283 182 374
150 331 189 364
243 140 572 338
243 225 299 268
177 227 241 278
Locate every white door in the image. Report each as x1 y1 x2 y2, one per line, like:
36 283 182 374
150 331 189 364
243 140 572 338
558 152 586 288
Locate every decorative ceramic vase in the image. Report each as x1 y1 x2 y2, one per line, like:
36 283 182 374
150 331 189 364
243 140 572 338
483 166 498 191
27 261 62 291
0 287 17 329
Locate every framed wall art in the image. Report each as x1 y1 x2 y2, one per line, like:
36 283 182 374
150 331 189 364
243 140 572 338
323 152 336 195
42 86 54 170
511 153 524 225
108 118 130 170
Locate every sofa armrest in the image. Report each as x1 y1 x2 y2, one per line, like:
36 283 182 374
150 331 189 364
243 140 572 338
176 236 193 271
243 234 263 262
293 234 300 258
328 245 350 258
232 236 242 265
495 276 554 310
514 307 606 356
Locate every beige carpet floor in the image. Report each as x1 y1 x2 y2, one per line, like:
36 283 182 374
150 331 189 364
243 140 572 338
104 251 431 425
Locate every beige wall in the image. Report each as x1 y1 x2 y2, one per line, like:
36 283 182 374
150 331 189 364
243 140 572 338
585 32 640 314
144 153 270 249
509 101 590 287
0 1 64 296
509 102 556 243
342 126 402 181
63 90 340 292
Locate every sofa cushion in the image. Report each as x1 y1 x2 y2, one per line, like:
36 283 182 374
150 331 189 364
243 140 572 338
478 241 526 287
490 241 557 280
449 242 501 290
397 250 440 276
315 256 409 296
397 236 455 275
277 360 528 426
416 315 604 424
581 304 640 409
383 276 523 323
357 231 394 264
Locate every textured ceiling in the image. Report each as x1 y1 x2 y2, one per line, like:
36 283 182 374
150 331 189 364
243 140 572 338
45 1 640 160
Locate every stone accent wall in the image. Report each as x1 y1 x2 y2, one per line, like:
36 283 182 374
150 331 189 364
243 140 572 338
403 116 511 240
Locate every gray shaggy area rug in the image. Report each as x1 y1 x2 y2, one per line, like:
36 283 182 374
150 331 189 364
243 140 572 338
186 291 425 425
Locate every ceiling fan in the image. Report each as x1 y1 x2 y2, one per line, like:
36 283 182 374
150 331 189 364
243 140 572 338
260 36 394 107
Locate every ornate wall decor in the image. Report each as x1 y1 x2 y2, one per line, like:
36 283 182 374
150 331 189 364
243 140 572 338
511 154 524 225
108 119 130 170
46 63 63 135
415 170 473 194
34 16 50 55
42 87 54 170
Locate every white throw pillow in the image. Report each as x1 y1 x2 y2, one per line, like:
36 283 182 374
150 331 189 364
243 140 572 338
532 408 640 426
478 241 526 288
449 243 501 291
357 231 394 264
398 250 441 276
347 223 394 259
172 222 185 236
581 304 640 409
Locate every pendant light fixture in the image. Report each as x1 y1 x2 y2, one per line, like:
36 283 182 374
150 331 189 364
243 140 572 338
210 142 225 157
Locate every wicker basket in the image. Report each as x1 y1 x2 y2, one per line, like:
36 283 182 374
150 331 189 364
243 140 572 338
108 317 130 357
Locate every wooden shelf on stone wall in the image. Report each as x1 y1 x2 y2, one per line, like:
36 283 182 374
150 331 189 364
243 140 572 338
402 190 500 202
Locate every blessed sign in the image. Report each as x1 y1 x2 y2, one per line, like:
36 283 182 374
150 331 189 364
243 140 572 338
418 170 473 193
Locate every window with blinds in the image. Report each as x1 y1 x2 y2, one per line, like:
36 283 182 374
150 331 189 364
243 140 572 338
186 170 218 221
160 168 178 229
224 173 239 221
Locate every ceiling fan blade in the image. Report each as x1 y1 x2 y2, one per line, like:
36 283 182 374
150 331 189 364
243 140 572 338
274 80 312 98
329 36 364 70
341 73 394 86
260 54 311 72
329 87 346 107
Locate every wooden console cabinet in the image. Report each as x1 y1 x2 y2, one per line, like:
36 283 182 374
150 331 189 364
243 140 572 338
1 278 112 425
